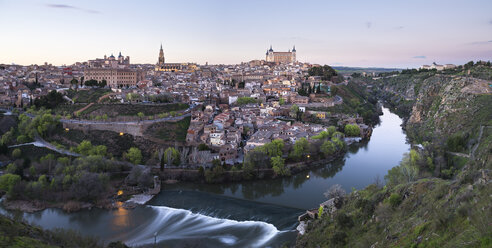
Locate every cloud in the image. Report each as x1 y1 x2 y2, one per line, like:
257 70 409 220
394 26 404 30
365 21 372 29
46 3 100 14
465 40 492 45
489 19 492 25
412 56 426 59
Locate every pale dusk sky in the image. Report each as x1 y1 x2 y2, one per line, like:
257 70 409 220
1 0 491 68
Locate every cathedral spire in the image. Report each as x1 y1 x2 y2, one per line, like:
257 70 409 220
158 44 165 65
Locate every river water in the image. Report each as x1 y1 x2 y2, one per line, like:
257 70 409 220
0 107 409 247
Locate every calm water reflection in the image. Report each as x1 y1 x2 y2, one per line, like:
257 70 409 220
166 107 410 209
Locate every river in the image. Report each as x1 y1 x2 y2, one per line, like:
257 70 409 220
0 107 409 247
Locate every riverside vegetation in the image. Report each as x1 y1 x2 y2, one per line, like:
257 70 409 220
297 61 491 247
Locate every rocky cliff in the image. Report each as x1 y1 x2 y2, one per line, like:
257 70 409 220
296 71 492 248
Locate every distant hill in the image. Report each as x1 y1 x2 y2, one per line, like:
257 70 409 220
333 66 402 75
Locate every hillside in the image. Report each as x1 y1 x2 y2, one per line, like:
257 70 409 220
297 67 492 247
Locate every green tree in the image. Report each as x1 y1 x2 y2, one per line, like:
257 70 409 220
257 139 284 157
331 137 345 151
321 140 336 157
34 90 66 109
271 156 289 176
312 131 329 140
76 140 94 156
92 145 107 156
290 104 300 118
16 135 29 143
125 147 143 165
137 112 145 120
236 97 258 105
385 151 420 186
11 148 22 159
70 78 79 90
0 173 21 196
243 149 269 176
290 137 309 161
344 124 360 137
164 147 180 166
204 164 225 183
279 98 285 105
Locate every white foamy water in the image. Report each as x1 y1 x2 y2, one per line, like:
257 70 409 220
124 205 282 248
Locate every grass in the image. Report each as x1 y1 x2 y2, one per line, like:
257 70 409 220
297 177 491 248
146 116 190 141
0 214 102 248
66 89 111 103
46 129 138 159
79 103 188 118
8 145 61 161
52 104 87 116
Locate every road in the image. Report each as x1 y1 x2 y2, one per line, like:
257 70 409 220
9 136 81 157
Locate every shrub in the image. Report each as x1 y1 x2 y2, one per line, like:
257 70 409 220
0 173 21 196
344 124 361 137
271 156 289 176
321 140 336 157
331 231 347 246
336 212 354 228
388 193 402 207
11 148 22 159
125 147 143 165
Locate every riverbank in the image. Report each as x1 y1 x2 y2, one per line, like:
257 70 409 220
1 196 116 213
153 152 347 184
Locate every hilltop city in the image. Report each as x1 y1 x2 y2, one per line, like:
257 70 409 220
0 44 377 166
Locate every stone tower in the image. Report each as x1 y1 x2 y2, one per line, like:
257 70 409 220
158 44 165 65
292 45 296 63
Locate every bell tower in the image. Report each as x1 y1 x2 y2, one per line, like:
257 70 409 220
158 44 165 65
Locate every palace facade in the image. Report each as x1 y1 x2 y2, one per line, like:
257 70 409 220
83 52 144 88
265 45 296 64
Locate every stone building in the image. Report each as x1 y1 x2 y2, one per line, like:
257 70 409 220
84 52 144 88
155 44 197 72
83 68 144 88
265 45 296 64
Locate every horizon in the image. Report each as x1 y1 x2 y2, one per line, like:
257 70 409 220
1 0 491 68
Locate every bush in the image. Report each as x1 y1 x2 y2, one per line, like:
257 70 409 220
336 212 354 228
11 148 22 159
446 133 466 152
271 156 289 176
0 174 21 196
204 165 225 183
125 147 143 165
321 140 336 157
344 124 361 137
331 231 347 245
388 193 402 207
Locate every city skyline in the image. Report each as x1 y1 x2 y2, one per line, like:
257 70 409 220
1 0 492 68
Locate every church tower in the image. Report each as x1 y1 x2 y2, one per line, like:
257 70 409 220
158 44 165 65
292 45 296 63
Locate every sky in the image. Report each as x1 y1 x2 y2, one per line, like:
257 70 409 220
1 0 491 68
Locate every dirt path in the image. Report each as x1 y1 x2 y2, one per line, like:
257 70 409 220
73 102 94 116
